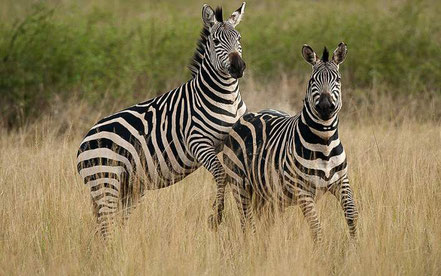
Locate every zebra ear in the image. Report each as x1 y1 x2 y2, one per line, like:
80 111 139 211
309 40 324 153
202 4 217 28
302 44 318 66
227 2 246 27
332 42 348 65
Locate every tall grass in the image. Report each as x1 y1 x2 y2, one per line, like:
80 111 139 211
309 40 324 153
0 85 440 274
1 1 440 274
1 0 440 126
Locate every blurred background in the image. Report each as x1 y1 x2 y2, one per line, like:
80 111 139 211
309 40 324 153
1 0 440 128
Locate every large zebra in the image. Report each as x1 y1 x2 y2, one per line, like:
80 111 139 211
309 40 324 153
210 43 358 243
77 3 247 238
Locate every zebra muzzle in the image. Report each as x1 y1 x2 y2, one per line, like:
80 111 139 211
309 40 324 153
228 52 246 79
316 93 335 120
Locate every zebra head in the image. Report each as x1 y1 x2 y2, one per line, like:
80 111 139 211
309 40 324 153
201 3 246 79
302 42 348 121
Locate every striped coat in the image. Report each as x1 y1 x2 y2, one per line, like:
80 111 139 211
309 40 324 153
77 3 247 238
210 43 358 243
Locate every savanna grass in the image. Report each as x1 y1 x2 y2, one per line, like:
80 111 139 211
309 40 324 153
1 0 440 126
0 88 440 275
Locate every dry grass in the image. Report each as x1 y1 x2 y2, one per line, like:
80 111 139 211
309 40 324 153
1 78 441 275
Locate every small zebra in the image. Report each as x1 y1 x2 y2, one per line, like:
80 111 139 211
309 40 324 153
210 43 358 243
77 3 247 238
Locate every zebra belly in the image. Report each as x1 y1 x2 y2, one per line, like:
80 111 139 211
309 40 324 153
137 135 199 188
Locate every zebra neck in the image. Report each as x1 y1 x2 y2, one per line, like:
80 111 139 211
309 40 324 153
192 55 240 101
300 101 339 141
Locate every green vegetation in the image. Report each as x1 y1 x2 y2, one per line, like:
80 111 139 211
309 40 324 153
1 0 440 126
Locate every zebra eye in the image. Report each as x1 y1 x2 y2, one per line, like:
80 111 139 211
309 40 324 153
336 77 341 82
213 38 220 46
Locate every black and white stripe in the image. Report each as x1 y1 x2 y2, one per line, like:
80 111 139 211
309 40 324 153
211 43 358 243
77 3 247 238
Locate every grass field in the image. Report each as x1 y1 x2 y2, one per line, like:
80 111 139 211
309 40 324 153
1 0 440 126
1 0 441 275
1 78 440 275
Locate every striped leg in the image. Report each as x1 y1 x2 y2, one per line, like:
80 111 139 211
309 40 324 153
120 175 144 226
299 195 323 243
231 179 255 233
204 153 227 230
83 167 129 240
90 178 121 239
329 177 359 238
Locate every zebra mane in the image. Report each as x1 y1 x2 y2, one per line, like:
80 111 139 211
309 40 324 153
215 7 223 22
188 7 223 77
188 26 210 77
321 47 329 62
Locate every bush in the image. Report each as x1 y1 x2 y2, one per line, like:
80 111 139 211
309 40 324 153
0 0 440 127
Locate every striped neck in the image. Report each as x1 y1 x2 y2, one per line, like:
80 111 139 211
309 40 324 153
193 54 239 98
300 100 339 141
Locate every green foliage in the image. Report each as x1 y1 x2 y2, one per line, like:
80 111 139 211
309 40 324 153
239 0 441 91
0 0 440 126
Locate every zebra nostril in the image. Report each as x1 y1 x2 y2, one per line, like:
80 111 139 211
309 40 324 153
228 52 246 79
318 99 330 110
316 93 335 120
317 94 333 109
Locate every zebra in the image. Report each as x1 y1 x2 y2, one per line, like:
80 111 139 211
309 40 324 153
210 42 358 243
77 3 247 238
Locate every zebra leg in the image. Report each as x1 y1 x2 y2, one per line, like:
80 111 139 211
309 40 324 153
232 179 255 233
84 168 129 240
120 174 143 226
204 154 227 230
329 177 359 238
90 179 121 240
299 195 323 243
